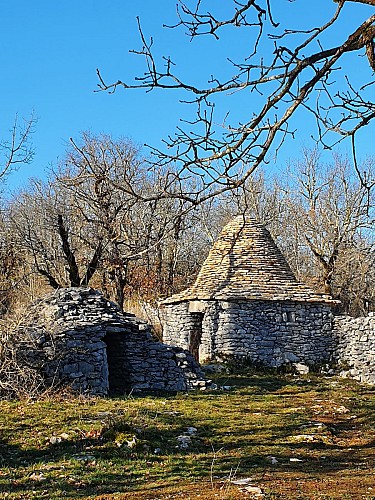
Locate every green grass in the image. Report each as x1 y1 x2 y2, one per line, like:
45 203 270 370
0 374 374 499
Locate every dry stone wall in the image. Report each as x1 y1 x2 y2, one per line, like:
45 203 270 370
163 300 334 367
332 313 375 384
16 288 208 396
13 287 375 395
163 300 375 384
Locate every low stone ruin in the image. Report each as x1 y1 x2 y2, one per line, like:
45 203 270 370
15 287 208 396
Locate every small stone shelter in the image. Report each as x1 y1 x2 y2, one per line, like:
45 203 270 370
15 288 208 395
161 216 337 368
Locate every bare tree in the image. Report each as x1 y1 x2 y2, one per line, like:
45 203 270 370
97 1 375 203
277 150 374 312
0 114 35 188
9 181 83 290
0 211 21 314
332 240 375 315
0 115 35 314
8 133 199 310
59 133 197 307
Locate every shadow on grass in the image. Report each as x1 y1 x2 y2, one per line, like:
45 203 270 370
0 375 374 499
2 434 373 500
211 373 323 395
1 415 374 499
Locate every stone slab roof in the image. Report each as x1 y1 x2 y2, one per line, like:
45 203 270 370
162 216 336 305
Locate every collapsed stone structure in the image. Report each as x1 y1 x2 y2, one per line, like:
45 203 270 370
161 216 337 367
16 288 208 395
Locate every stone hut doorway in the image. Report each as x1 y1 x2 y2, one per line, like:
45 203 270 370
189 313 203 361
188 301 205 361
103 333 129 395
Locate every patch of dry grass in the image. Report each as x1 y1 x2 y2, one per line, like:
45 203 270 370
0 374 374 499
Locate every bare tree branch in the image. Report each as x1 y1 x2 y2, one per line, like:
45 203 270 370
0 114 36 184
343 0 375 6
97 1 375 203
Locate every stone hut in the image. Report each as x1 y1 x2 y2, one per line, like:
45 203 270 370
15 287 208 395
161 216 337 368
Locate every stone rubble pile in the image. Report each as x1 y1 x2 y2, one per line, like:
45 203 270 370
16 288 209 395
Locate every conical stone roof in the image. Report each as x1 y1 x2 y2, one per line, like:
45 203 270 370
162 216 335 304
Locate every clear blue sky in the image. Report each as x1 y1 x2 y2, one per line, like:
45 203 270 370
1 1 374 194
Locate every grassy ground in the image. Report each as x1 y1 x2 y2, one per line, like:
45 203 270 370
0 373 374 499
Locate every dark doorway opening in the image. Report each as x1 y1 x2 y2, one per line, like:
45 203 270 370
103 333 130 395
189 313 204 362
